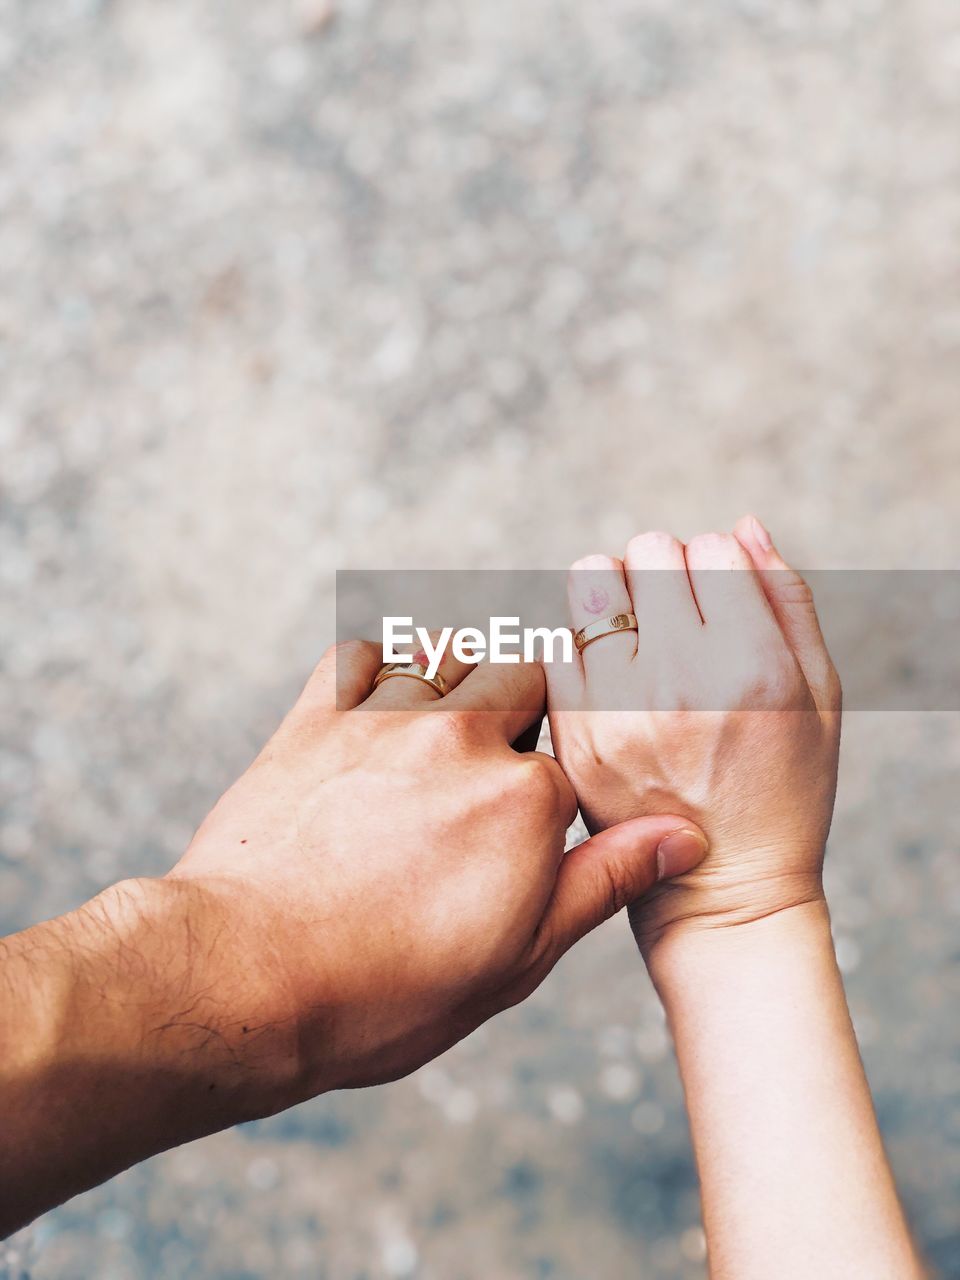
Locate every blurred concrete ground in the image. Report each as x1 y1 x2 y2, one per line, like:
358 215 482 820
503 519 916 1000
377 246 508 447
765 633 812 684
1 0 959 1276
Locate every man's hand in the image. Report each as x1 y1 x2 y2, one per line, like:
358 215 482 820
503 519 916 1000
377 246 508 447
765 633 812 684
1 643 707 1235
165 644 707 1103
547 514 841 949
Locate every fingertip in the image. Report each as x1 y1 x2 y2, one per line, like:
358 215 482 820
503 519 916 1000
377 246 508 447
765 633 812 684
732 513 755 543
748 514 774 552
733 513 790 570
732 512 764 550
655 825 709 880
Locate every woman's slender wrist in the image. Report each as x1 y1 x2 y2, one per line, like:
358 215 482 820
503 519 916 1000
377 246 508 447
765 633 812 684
644 894 834 1011
643 893 923 1280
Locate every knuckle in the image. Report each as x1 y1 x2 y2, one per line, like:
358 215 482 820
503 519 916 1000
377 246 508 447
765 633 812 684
526 922 560 979
305 639 380 702
498 954 553 1011
745 653 803 707
647 676 696 713
414 708 479 753
686 531 744 564
304 641 369 693
513 755 563 809
599 857 629 918
770 573 815 607
686 530 730 551
329 638 377 668
553 766 579 825
311 645 339 679
570 552 619 574
626 529 680 556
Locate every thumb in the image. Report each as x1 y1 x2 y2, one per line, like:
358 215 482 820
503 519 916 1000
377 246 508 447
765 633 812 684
540 816 708 960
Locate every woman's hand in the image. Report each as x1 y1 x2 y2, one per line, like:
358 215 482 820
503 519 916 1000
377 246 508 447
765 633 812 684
549 519 924 1280
547 514 841 951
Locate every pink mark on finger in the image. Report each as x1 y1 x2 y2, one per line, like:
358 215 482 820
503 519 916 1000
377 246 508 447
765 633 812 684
412 649 430 666
583 586 610 616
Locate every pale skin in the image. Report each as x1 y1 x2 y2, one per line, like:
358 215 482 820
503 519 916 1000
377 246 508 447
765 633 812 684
0 641 707 1237
547 514 925 1280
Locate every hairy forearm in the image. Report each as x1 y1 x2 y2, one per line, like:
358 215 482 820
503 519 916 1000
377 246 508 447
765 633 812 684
648 901 924 1280
0 878 297 1237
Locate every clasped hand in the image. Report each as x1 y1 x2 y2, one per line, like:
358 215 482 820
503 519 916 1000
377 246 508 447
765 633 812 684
3 514 858 1264
161 514 840 1113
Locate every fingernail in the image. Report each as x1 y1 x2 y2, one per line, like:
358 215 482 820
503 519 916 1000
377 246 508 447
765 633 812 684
656 829 709 880
751 515 773 551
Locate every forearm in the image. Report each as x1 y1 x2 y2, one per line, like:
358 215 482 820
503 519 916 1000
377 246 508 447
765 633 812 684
648 900 924 1280
0 878 296 1237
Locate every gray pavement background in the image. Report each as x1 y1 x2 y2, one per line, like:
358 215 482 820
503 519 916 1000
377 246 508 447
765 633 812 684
1 1 959 1277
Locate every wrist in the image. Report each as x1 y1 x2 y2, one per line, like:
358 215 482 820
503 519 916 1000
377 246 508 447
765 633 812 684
21 878 300 1129
643 894 835 1010
630 845 827 952
0 878 306 1234
114 876 306 1117
641 895 923 1280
